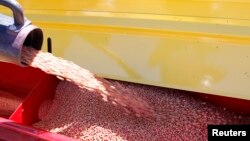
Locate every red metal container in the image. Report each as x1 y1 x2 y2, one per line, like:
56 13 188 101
0 62 74 140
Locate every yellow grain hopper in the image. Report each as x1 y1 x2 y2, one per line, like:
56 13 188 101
12 0 250 102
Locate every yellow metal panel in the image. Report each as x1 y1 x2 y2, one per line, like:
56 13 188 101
17 0 250 20
1 0 250 100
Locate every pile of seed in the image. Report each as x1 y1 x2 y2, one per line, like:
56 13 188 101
21 47 155 118
34 80 250 141
0 90 23 117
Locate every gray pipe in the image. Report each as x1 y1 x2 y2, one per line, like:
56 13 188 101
0 0 43 65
